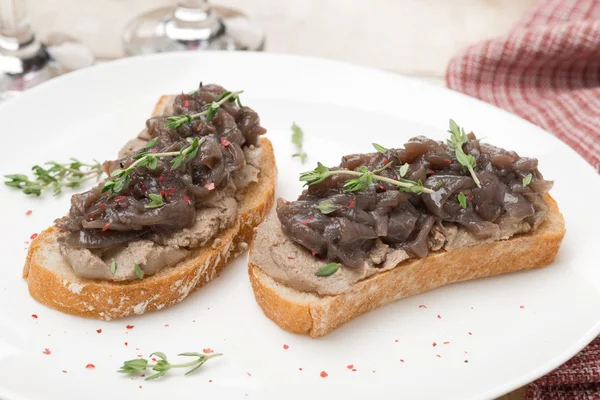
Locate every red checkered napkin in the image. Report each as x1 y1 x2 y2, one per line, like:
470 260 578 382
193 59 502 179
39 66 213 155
446 1 600 398
447 0 600 173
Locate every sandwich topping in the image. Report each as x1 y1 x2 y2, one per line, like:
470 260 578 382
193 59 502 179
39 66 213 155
53 84 266 280
251 121 554 295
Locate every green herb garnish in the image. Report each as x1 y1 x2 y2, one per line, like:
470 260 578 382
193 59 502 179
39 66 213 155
522 173 533 187
447 119 481 188
397 163 410 178
145 193 165 209
300 163 434 194
315 263 342 276
435 180 443 190
134 264 144 279
457 192 467 209
102 137 204 195
144 137 159 149
315 201 342 214
165 90 243 129
291 123 307 163
118 351 222 381
4 159 103 196
372 143 387 154
110 259 117 276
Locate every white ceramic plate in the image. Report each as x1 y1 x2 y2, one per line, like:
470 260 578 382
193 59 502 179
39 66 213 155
0 52 599 400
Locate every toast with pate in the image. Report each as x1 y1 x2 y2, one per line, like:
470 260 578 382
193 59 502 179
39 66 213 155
23 84 276 320
248 121 565 337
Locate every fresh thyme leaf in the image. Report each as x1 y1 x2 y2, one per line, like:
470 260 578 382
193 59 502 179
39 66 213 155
134 264 144 279
118 351 222 381
291 123 307 163
372 143 388 154
344 166 373 192
164 90 243 129
4 159 104 197
118 358 148 373
457 192 467 209
145 137 159 149
435 180 443 189
522 173 533 187
447 119 481 188
397 163 410 178
110 259 117 276
148 156 158 170
315 263 341 276
145 193 165 209
299 162 331 186
150 352 168 361
315 201 342 214
372 162 393 174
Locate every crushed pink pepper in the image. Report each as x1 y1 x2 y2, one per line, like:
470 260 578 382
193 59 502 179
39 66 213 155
25 210 32 216
42 348 51 355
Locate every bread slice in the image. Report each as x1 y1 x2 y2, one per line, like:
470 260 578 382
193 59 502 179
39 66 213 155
22 96 277 320
248 194 565 337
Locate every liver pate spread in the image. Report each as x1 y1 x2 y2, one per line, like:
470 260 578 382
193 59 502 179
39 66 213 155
250 128 552 295
56 84 266 281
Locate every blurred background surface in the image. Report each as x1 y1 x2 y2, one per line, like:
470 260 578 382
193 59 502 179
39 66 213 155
26 0 534 84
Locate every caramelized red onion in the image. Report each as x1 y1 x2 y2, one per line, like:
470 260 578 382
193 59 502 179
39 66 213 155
55 83 266 249
278 134 552 269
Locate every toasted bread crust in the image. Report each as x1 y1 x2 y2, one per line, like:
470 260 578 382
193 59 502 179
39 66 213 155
22 94 276 320
249 194 565 337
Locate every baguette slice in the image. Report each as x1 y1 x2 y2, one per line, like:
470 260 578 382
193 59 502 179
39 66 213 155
22 96 277 320
248 194 565 337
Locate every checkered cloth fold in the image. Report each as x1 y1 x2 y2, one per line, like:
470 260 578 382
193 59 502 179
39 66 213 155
447 0 600 173
446 1 600 398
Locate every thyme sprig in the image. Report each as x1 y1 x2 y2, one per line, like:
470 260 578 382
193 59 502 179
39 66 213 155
102 137 204 195
118 351 222 381
165 90 243 130
4 159 103 196
299 163 434 194
291 123 307 163
447 119 481 188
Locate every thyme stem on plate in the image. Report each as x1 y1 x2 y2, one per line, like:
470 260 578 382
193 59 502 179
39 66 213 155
291 123 307 163
4 159 103 196
118 351 222 381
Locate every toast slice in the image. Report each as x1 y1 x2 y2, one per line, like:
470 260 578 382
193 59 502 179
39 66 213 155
248 194 565 337
22 96 277 320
